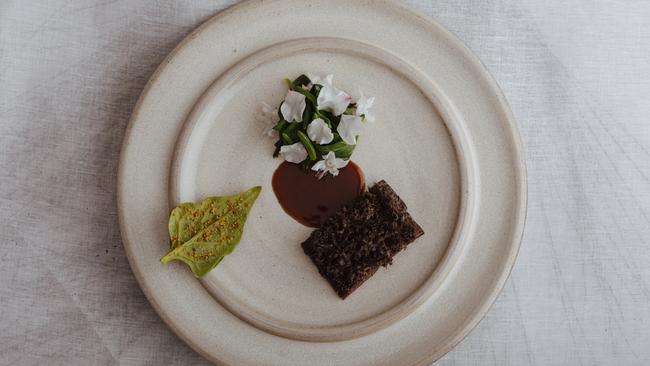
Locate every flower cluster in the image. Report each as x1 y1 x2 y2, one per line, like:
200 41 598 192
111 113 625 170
259 74 375 178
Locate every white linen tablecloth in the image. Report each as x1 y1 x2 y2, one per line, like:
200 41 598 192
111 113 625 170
1 1 649 365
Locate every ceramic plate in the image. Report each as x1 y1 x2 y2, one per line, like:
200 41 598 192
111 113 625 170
118 1 526 365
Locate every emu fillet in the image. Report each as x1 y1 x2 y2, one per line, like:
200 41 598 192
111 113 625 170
301 180 424 299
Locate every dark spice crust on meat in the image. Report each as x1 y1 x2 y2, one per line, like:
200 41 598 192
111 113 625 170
301 180 424 299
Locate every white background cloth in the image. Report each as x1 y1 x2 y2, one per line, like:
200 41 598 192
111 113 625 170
1 1 649 365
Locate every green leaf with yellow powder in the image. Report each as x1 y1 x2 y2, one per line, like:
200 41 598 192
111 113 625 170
161 186 261 278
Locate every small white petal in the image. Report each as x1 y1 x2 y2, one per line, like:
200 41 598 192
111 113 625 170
355 90 375 116
279 142 308 163
311 160 326 172
258 102 280 137
306 118 334 144
317 85 351 116
280 90 306 122
337 115 365 145
307 73 334 86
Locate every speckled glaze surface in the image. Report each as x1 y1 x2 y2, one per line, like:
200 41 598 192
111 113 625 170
118 1 526 365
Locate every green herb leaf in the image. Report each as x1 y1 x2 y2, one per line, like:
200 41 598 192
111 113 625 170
281 132 294 144
297 130 317 161
316 140 356 159
273 120 288 132
284 122 299 135
310 84 321 97
292 86 317 105
162 186 262 278
293 74 311 87
302 101 313 125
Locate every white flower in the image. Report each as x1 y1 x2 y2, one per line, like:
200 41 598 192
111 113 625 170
257 102 279 138
279 142 308 163
312 151 349 179
306 118 334 145
355 90 375 123
317 84 352 116
280 90 306 122
307 73 333 86
337 115 365 145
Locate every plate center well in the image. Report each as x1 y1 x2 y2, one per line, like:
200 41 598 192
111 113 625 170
170 39 465 341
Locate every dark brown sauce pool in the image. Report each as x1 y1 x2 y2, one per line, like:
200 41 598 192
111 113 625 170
272 161 365 227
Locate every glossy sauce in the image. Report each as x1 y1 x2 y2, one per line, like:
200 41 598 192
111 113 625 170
272 161 365 227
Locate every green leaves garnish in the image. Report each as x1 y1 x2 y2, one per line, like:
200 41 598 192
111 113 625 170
161 186 261 278
272 74 357 169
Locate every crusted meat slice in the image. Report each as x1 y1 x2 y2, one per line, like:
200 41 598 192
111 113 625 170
301 180 424 299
